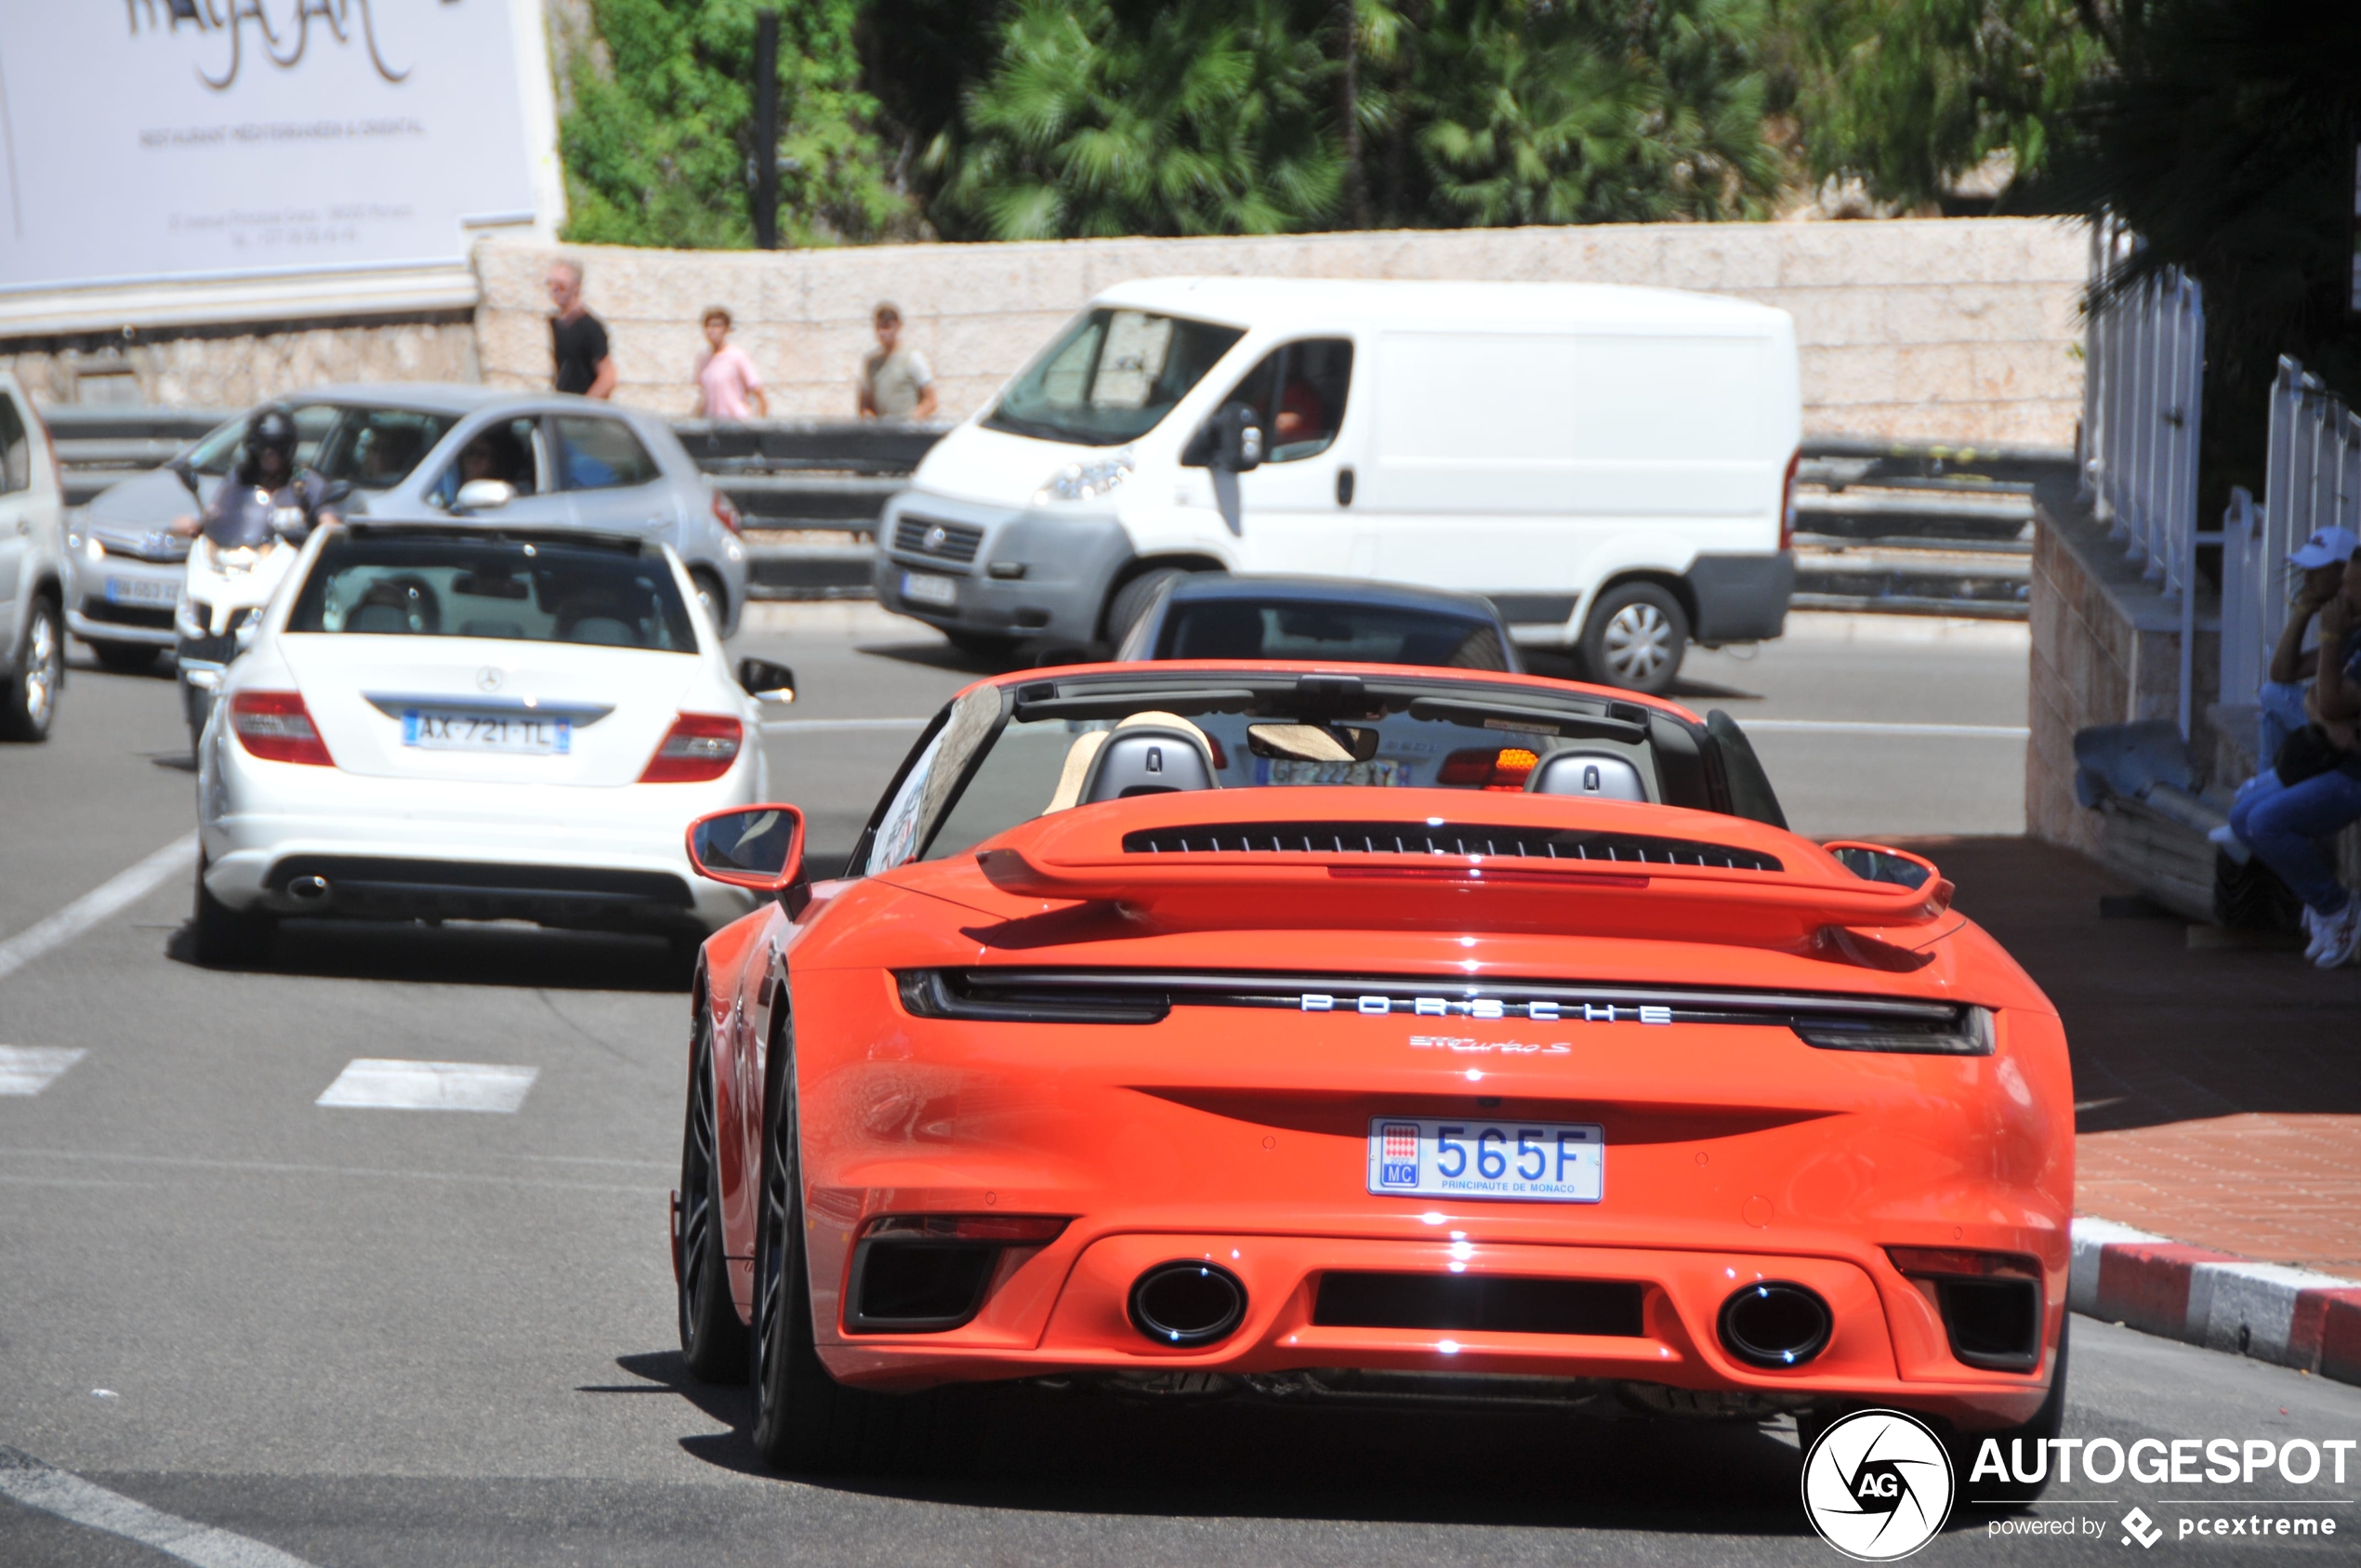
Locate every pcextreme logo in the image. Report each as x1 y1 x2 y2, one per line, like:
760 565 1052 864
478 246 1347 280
1801 1409 1956 1561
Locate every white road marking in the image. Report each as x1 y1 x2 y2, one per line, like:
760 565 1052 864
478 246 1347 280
0 1446 319 1568
1737 719 2028 738
0 1047 86 1097
0 832 199 984
317 1059 538 1113
759 716 928 731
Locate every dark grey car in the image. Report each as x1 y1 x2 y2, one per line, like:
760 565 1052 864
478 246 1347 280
65 385 750 666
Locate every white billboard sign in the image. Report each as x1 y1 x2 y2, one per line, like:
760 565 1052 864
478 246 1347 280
0 0 558 330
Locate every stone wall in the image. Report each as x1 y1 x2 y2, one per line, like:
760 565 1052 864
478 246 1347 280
2026 478 2221 856
473 218 2088 447
0 316 479 412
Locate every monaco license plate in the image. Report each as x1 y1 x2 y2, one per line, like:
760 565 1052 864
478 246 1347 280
1367 1116 1603 1203
901 571 958 607
402 710 571 756
104 575 178 605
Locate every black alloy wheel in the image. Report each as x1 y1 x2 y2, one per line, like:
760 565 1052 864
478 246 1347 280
0 594 61 742
748 1013 973 1474
676 999 749 1381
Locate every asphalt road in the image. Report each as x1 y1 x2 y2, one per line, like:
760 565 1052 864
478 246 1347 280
5 608 2353 1567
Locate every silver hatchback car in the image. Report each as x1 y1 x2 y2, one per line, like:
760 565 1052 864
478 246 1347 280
66 386 749 666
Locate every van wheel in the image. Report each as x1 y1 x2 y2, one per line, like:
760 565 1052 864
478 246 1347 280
1580 583 1688 694
1103 566 1194 648
0 595 61 742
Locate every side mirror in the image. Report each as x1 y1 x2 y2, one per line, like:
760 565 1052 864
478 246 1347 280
169 456 203 500
452 478 518 514
686 804 805 895
736 657 797 704
1212 402 1264 473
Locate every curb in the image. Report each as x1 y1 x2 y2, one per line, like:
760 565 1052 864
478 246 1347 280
2069 1218 2361 1384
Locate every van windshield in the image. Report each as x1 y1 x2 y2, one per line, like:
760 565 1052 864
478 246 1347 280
983 309 1243 447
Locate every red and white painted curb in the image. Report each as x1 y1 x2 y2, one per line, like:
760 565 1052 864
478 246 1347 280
2070 1217 2361 1385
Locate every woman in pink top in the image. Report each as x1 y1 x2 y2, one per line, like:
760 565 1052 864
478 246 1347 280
692 307 768 420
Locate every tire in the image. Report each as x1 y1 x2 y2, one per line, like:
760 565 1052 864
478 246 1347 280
191 853 277 968
0 594 62 742
1945 1316 2069 1506
943 629 1019 659
91 640 160 675
1578 581 1689 694
677 999 751 1382
749 1012 973 1474
1101 565 1194 649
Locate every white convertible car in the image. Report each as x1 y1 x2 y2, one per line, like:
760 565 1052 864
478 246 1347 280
192 517 794 965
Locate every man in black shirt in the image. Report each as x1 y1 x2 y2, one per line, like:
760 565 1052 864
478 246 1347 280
547 259 617 399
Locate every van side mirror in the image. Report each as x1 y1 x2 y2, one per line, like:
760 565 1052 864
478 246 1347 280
169 456 203 500
1212 402 1264 473
737 657 796 703
452 479 517 514
686 804 805 895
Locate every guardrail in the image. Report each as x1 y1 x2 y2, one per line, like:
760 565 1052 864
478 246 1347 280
2079 226 2211 735
41 402 2060 613
2218 357 2361 708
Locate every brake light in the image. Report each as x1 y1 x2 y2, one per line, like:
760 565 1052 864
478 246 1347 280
1779 448 1800 553
1437 746 1538 790
710 489 743 535
640 713 743 783
229 690 335 766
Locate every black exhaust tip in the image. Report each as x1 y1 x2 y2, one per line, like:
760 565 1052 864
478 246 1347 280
1128 1261 1246 1348
287 876 331 903
1718 1281 1832 1368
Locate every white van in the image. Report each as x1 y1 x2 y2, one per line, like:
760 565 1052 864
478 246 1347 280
875 277 1800 692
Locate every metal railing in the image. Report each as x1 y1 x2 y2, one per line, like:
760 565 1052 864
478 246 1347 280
2080 225 2211 735
2218 357 2361 710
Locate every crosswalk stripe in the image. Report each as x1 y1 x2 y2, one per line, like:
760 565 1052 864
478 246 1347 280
0 1047 86 1097
316 1059 538 1113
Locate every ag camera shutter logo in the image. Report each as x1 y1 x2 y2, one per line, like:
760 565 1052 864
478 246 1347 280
1800 1409 1955 1561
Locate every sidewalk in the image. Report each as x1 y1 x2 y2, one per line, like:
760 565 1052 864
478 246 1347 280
1897 837 2361 1375
1911 836 2361 1270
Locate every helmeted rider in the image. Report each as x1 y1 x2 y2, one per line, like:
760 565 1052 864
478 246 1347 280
170 407 342 543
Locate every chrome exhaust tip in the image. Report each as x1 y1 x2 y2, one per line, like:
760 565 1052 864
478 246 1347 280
1718 1281 1832 1368
1128 1260 1246 1348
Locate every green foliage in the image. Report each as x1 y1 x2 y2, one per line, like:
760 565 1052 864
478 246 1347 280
1774 0 2105 209
559 0 910 249
2046 0 2361 495
931 0 1343 240
1418 0 1785 227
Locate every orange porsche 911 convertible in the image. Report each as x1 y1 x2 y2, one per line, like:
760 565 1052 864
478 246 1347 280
670 662 2070 1482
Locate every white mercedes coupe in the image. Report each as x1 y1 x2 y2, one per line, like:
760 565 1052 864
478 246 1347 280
191 517 794 965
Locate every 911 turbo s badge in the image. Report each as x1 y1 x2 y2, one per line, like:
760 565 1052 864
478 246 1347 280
1407 1034 1573 1055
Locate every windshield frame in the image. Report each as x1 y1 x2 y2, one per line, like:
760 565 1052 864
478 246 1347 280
981 307 1246 448
850 668 1741 878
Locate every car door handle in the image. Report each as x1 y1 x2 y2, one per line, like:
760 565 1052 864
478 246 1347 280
1336 466 1356 507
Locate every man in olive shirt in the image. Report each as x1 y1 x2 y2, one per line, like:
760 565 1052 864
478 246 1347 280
547 259 617 400
856 302 937 420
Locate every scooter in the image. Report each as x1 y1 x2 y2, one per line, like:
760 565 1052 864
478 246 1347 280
172 465 311 754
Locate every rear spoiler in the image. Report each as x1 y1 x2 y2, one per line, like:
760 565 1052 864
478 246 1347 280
969 789 1951 960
